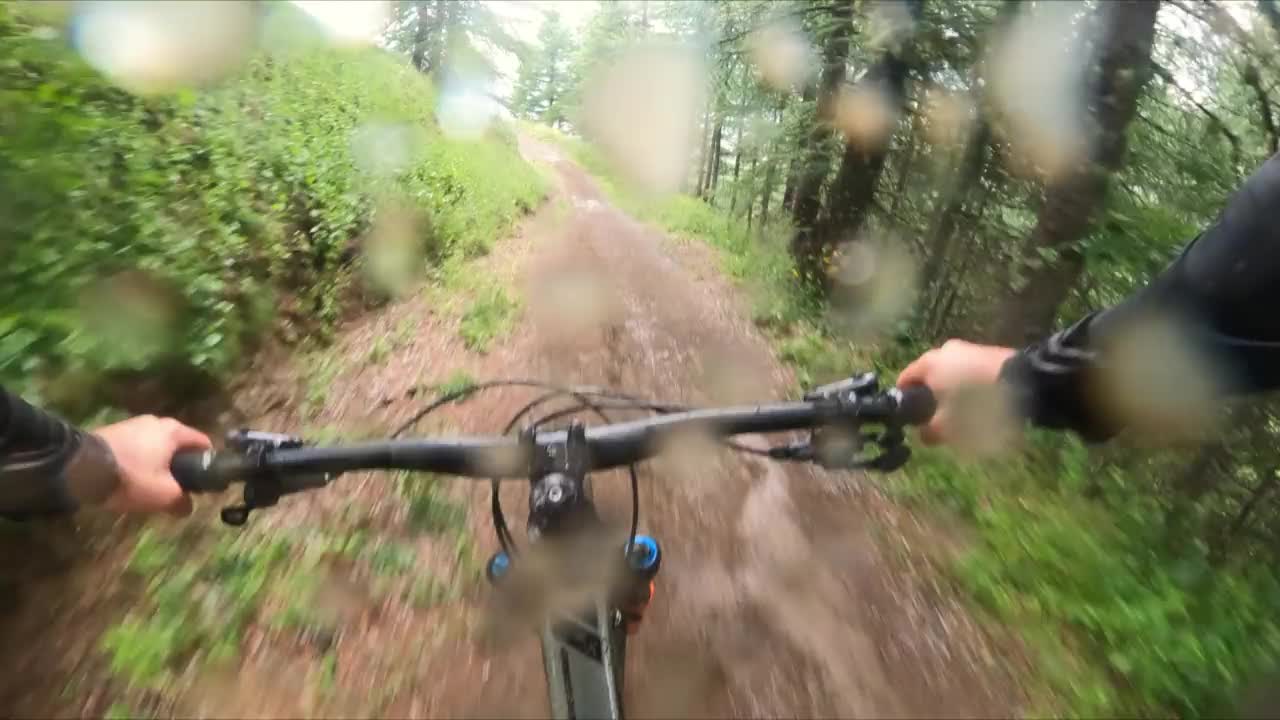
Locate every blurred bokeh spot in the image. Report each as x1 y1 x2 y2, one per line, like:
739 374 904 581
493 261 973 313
985 0 1091 180
828 238 918 341
579 42 707 195
747 20 815 91
71 0 260 95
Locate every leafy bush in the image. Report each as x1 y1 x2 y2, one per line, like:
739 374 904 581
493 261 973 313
1 3 542 418
103 530 293 688
459 285 518 352
890 439 1280 717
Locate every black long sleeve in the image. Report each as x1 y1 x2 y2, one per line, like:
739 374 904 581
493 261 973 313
1000 152 1280 441
0 387 111 515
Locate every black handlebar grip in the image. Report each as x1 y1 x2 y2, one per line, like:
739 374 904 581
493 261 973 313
894 385 937 426
171 450 232 493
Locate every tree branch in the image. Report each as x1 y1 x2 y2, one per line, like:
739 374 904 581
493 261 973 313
1245 64 1280 153
1149 60 1243 164
1258 0 1280 39
1171 0 1280 154
716 2 845 47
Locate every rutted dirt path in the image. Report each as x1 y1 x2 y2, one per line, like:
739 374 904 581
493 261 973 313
0 135 1027 718
471 136 1028 718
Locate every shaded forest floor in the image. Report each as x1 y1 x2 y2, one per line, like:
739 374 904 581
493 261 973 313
0 135 1032 718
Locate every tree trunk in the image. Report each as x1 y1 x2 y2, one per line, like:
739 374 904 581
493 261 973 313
993 0 1160 346
781 156 799 211
782 84 815 213
709 119 725 197
788 0 855 282
928 185 989 337
887 111 921 219
426 0 448 76
920 0 1018 295
817 0 924 263
746 156 759 229
410 1 433 72
760 157 779 228
545 64 559 125
1244 64 1279 155
920 118 989 289
729 123 745 212
695 110 714 198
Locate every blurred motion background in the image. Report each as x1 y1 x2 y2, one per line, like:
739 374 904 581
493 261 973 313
5 0 1280 717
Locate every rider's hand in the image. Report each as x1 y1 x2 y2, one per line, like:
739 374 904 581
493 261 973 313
92 415 211 517
896 339 1017 446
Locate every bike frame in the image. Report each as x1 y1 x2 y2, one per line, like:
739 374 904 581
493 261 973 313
539 561 628 720
519 422 633 720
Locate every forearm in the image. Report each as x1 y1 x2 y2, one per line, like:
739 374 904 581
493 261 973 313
0 388 118 516
1000 152 1280 441
999 314 1119 442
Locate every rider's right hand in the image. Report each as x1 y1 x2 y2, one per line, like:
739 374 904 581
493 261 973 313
896 339 1017 446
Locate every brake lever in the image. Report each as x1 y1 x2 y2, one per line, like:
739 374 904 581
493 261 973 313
860 443 910 472
768 439 910 472
219 429 334 526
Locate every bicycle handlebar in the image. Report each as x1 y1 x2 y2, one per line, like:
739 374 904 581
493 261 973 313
171 382 935 495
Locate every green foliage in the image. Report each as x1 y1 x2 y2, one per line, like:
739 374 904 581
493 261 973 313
2 3 542 420
103 530 293 688
511 11 575 128
404 575 454 608
105 702 140 720
383 0 523 80
302 349 344 416
432 369 477 397
890 439 1280 717
402 477 468 535
317 653 337 693
366 336 392 365
459 285 518 353
369 540 418 578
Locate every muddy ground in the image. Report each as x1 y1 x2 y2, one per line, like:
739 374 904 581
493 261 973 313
0 136 1029 718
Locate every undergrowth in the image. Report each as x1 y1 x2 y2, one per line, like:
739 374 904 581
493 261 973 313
102 529 294 689
887 438 1280 718
459 286 519 353
105 500 479 693
2 3 543 419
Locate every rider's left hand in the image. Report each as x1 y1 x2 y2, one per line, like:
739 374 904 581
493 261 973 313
93 415 212 517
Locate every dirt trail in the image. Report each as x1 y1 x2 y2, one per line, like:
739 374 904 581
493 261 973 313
0 135 1026 718
458 135 1027 718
